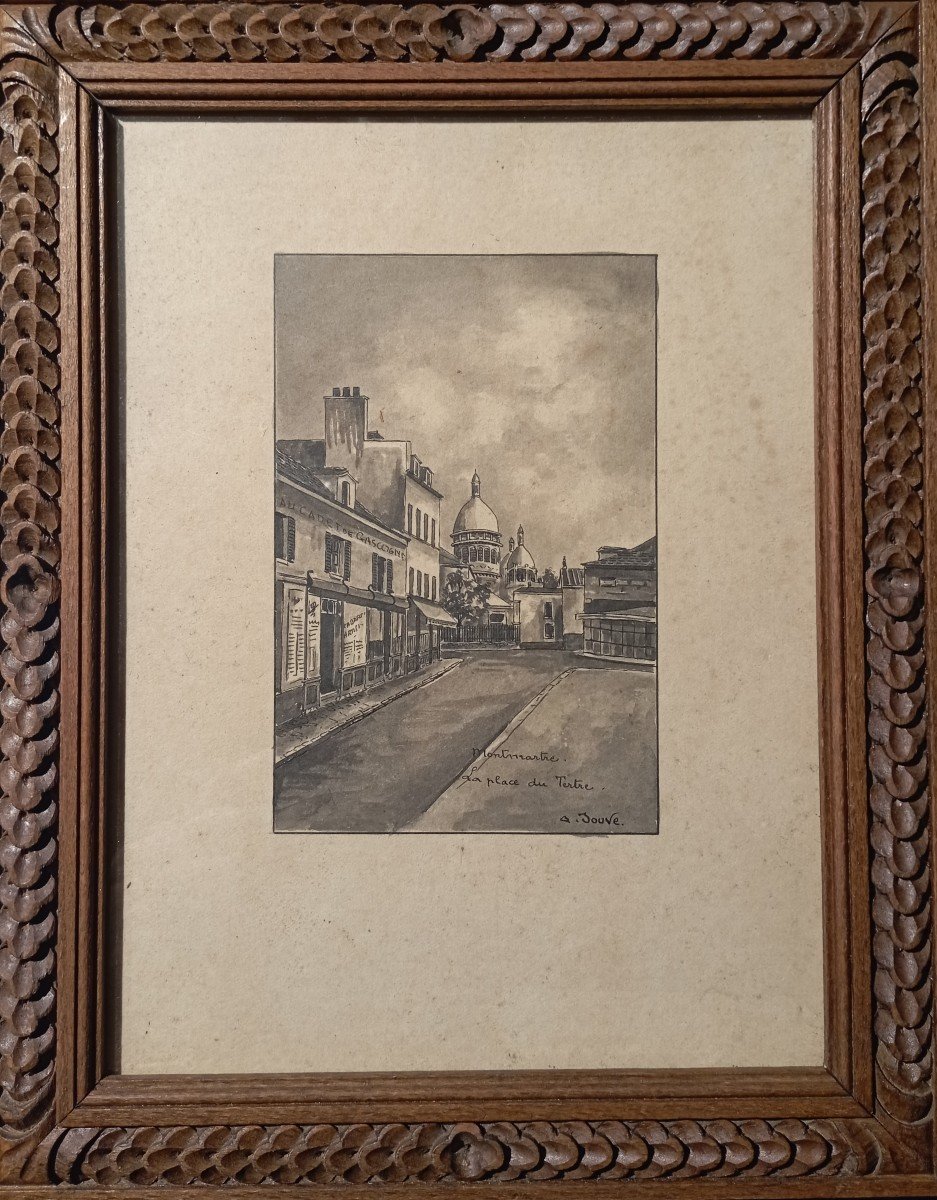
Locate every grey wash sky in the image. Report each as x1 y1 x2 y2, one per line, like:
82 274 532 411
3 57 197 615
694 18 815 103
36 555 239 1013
275 255 656 573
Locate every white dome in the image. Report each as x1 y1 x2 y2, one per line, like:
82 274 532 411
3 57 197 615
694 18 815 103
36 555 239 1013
504 542 535 571
454 495 499 535
453 470 499 535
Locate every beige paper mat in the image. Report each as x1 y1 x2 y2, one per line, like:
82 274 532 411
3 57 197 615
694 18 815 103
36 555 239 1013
117 117 821 1072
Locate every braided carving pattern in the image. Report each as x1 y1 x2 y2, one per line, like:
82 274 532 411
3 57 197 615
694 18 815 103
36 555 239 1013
860 15 932 1128
50 1119 883 1185
21 2 906 64
0 13 60 1172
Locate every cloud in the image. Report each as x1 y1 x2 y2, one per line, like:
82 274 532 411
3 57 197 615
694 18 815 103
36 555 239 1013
276 254 656 570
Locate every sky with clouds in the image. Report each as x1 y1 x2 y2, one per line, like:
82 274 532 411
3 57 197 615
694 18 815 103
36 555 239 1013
275 254 656 572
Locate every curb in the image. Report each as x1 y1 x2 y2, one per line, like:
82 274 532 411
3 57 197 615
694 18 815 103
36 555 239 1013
275 658 463 766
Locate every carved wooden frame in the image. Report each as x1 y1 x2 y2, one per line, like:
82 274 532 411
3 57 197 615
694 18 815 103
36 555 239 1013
0 0 934 1194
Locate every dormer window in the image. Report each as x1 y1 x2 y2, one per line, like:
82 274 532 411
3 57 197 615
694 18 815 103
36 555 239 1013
341 481 351 507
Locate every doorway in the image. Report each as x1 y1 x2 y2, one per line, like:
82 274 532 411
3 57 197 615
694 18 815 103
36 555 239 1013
320 602 337 693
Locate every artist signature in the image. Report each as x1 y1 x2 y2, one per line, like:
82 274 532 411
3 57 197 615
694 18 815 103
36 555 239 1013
560 811 622 827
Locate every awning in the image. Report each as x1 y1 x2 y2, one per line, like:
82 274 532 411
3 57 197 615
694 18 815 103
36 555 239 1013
307 575 408 613
410 598 458 627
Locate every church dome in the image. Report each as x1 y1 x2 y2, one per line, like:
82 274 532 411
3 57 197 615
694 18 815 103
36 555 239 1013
504 542 535 571
503 524 536 572
453 471 499 535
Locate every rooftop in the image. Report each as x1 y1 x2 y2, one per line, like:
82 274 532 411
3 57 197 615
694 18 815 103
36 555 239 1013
585 536 657 569
275 447 406 541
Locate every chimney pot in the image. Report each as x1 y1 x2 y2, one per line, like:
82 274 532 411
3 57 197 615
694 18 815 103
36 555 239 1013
352 386 360 396
342 386 351 397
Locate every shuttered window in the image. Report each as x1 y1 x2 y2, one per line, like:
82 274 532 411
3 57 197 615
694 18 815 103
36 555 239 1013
275 513 295 563
325 533 351 579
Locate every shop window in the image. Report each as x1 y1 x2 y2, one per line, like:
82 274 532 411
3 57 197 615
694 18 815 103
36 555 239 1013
284 584 306 684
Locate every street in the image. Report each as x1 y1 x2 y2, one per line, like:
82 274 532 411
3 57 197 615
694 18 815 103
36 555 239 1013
274 650 657 833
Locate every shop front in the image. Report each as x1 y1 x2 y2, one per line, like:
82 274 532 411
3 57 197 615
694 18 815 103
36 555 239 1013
307 577 408 706
407 597 458 672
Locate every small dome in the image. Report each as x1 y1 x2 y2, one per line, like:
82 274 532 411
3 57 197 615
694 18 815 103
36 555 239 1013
504 525 535 573
453 471 499 535
504 542 536 572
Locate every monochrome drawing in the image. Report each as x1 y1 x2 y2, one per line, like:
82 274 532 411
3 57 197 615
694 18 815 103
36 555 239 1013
273 255 657 833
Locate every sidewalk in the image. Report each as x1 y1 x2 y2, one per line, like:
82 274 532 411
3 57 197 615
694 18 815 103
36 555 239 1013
275 658 462 766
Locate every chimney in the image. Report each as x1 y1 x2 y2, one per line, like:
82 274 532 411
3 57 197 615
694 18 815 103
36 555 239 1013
324 386 368 467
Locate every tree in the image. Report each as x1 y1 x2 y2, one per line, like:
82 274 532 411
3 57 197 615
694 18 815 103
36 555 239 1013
443 571 491 629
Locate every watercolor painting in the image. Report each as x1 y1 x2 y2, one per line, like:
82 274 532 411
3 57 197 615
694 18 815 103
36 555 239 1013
273 254 657 833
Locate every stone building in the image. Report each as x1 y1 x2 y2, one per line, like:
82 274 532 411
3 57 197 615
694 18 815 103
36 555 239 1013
280 386 455 673
274 448 408 730
580 538 657 663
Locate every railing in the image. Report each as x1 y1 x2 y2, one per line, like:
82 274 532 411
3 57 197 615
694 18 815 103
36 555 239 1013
441 623 519 646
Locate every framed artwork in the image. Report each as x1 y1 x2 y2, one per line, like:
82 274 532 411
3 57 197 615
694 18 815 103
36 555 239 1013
0 1 934 1197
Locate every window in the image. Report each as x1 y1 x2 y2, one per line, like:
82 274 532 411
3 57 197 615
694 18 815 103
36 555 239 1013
340 481 351 506
325 533 350 579
423 512 429 542
372 553 386 593
415 508 422 540
386 561 394 594
431 576 437 601
469 546 478 562
431 519 436 547
407 504 413 533
544 621 555 640
544 601 554 619
275 513 295 563
409 566 415 594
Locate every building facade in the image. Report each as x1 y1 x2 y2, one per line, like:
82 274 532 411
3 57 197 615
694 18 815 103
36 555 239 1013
515 585 564 647
559 560 586 650
280 386 455 682
274 449 409 729
580 538 657 664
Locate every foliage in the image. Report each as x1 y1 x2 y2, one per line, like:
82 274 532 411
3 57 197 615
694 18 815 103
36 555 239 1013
442 571 492 627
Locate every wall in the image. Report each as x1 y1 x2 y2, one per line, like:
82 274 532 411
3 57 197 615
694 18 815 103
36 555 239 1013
405 475 442 599
518 590 562 646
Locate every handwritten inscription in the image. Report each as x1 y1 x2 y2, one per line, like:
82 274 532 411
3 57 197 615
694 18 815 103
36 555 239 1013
472 747 560 763
455 743 632 830
560 811 622 827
